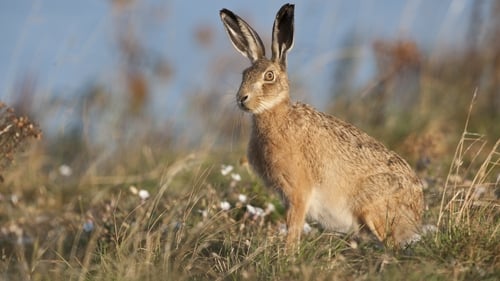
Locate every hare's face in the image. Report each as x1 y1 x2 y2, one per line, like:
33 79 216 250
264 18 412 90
237 59 290 114
221 4 294 114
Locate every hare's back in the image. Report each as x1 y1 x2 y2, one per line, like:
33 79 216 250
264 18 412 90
290 102 420 183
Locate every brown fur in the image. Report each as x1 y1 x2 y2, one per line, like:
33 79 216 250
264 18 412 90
220 4 424 248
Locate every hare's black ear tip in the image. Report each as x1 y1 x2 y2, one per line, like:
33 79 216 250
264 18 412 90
220 8 234 19
279 3 295 16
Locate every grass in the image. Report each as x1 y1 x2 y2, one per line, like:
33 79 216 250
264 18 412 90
0 102 499 281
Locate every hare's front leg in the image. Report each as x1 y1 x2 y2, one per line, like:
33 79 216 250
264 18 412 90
283 185 312 248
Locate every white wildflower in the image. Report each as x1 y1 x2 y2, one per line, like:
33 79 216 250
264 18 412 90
303 222 312 234
220 201 231 211
10 194 19 205
138 189 150 200
265 203 275 214
246 204 256 214
198 209 208 218
246 204 264 217
349 240 358 249
59 164 72 177
238 194 247 203
221 165 233 176
255 207 265 217
231 173 241 181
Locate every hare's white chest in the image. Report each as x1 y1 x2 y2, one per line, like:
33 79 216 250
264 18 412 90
306 189 358 234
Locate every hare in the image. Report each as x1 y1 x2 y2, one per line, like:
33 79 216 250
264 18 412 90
220 3 424 247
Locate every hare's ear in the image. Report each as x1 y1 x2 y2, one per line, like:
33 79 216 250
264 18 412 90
271 4 294 67
220 9 265 63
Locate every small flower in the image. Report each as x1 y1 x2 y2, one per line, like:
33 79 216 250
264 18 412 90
220 201 231 211
265 203 275 214
221 165 234 176
231 173 241 181
83 220 94 232
349 240 358 249
303 222 312 234
198 209 208 218
138 189 150 200
59 164 72 177
246 204 256 214
10 194 19 205
238 194 247 203
246 204 264 217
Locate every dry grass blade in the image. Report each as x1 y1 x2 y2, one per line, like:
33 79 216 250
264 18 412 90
437 89 500 235
458 139 500 220
148 153 199 221
215 245 265 281
437 89 477 229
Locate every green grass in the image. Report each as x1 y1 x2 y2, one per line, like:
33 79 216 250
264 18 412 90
0 133 498 281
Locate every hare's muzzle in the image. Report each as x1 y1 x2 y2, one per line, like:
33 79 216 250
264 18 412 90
237 94 250 111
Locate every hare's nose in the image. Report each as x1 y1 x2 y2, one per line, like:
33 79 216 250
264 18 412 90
240 95 249 103
238 94 249 109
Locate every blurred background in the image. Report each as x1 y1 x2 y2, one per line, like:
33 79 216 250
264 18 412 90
1 0 499 176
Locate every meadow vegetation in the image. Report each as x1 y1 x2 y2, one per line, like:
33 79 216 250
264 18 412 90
1 2 500 280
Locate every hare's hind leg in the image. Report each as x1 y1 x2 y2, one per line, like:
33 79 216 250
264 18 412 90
355 174 422 246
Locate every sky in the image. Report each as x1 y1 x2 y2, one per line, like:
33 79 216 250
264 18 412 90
0 0 480 136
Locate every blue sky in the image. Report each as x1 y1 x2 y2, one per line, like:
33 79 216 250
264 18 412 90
0 0 478 134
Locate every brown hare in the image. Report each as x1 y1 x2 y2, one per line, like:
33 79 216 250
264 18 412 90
220 3 424 247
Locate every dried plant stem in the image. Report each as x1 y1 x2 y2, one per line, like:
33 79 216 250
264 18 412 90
437 88 500 234
437 89 477 229
457 139 500 223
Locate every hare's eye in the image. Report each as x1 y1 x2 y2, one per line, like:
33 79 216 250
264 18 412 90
264 70 275 82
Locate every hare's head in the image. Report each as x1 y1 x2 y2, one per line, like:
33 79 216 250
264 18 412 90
220 4 294 114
